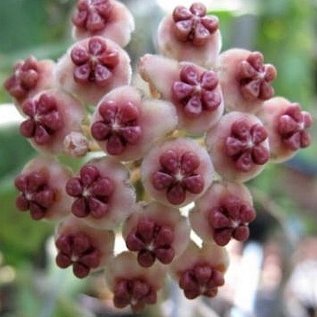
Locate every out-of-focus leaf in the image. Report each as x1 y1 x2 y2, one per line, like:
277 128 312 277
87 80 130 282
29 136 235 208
0 0 73 54
209 10 235 51
53 297 92 317
16 267 41 317
0 0 75 103
0 0 47 53
256 0 316 170
0 125 35 179
259 0 292 16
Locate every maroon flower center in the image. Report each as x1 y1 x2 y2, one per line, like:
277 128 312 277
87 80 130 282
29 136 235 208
55 232 101 278
277 103 312 150
4 56 40 99
179 264 225 299
66 165 114 219
125 218 175 267
113 278 157 311
19 93 63 145
71 37 119 86
237 52 277 101
208 195 256 246
172 65 221 118
72 0 112 32
91 100 142 155
152 150 204 205
172 3 219 46
225 120 269 172
14 171 55 220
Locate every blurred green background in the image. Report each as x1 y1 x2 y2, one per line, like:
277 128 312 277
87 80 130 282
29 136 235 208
0 0 316 316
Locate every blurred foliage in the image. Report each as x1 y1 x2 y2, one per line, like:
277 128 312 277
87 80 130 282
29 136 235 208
0 0 75 103
0 126 35 179
258 0 314 104
257 0 317 163
0 0 71 54
0 0 316 316
7 257 88 317
250 0 317 238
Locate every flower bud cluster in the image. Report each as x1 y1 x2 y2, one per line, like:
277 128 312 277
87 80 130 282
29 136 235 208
4 0 312 311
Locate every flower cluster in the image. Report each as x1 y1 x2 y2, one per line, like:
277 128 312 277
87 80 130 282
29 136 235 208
4 0 312 312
